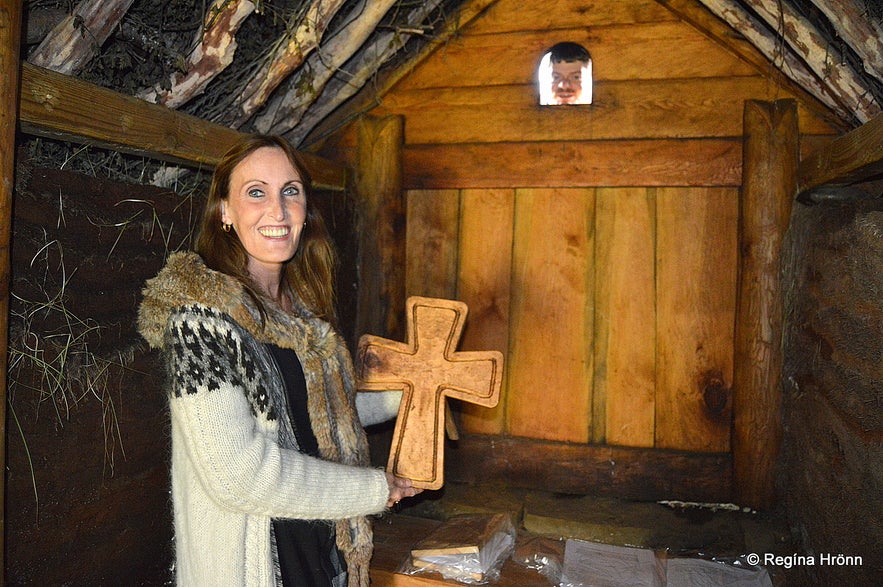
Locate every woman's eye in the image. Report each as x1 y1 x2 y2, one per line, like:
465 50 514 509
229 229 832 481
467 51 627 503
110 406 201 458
282 185 301 197
247 188 265 198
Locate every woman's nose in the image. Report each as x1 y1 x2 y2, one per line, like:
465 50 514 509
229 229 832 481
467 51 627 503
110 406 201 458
269 195 286 220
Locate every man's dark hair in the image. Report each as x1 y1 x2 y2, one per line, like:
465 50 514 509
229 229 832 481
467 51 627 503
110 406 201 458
548 42 590 64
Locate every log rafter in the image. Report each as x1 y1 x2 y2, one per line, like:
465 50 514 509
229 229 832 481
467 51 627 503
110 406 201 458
232 0 348 127
739 0 879 122
289 0 457 146
694 0 871 124
253 0 399 135
27 0 135 76
138 0 256 108
810 0 883 81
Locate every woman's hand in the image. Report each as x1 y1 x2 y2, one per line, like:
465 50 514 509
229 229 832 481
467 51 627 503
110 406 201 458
385 472 423 508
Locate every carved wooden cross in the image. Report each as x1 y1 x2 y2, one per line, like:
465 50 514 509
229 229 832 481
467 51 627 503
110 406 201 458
356 296 503 490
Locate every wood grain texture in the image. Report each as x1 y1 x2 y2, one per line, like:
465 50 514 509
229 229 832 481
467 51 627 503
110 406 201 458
446 435 732 502
733 100 796 509
465 0 677 35
377 77 834 145
405 190 460 300
593 188 657 446
354 115 406 340
507 188 594 443
456 189 515 435
798 112 883 196
357 297 503 489
18 63 347 188
397 22 757 90
403 139 742 189
654 187 738 452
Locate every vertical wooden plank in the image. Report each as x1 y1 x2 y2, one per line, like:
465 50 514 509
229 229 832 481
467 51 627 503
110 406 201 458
456 188 515 435
1 1 23 576
405 189 460 299
594 188 657 446
508 188 594 443
734 100 797 509
655 187 738 453
355 115 405 340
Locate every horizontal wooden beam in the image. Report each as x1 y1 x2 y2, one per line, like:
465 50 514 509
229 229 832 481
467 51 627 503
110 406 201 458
798 113 883 198
18 62 347 190
403 139 743 189
446 434 732 502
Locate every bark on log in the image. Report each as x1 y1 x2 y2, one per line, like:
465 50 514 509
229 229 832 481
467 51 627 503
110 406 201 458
289 0 451 146
694 0 859 124
254 0 397 135
1 0 23 575
739 0 879 122
733 99 797 510
812 0 883 80
27 0 135 76
138 0 255 109
354 115 405 341
233 0 348 127
656 0 847 131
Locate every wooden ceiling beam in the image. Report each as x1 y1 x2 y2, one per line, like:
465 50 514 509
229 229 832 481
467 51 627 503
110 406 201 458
18 62 347 190
297 0 501 147
739 0 879 123
797 112 883 197
28 0 135 76
138 0 256 109
657 0 849 131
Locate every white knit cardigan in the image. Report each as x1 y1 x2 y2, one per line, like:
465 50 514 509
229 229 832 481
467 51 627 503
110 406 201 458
138 252 399 587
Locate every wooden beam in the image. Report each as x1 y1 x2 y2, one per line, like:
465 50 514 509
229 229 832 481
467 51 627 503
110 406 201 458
656 0 850 130
446 435 732 502
738 0 879 122
733 100 797 510
299 0 500 147
798 112 883 197
812 0 883 80
354 115 406 340
1 1 24 580
401 139 743 189
138 0 255 109
18 62 347 190
254 0 398 135
28 0 135 76
233 0 348 126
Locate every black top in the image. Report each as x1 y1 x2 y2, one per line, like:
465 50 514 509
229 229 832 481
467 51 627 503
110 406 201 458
265 344 346 587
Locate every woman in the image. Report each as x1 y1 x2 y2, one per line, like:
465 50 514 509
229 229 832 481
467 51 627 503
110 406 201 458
138 135 420 587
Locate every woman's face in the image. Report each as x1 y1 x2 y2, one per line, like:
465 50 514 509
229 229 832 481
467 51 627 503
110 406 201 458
221 146 307 286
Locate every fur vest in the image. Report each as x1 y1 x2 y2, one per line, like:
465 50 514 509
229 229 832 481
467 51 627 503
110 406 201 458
138 251 386 587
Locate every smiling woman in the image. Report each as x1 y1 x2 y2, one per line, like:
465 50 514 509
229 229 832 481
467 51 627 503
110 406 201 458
137 134 423 587
538 41 592 106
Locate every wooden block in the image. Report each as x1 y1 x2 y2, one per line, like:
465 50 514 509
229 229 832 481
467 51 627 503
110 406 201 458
408 513 514 583
410 513 509 558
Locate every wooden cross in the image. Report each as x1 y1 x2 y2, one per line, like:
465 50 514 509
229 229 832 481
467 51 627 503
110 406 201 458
356 296 503 490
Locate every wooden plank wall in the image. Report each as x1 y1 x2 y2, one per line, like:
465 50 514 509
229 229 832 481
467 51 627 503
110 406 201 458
324 0 838 454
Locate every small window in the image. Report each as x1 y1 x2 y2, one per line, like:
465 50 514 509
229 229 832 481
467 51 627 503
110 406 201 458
538 42 592 106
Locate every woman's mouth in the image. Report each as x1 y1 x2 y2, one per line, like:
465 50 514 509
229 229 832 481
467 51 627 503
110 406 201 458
258 226 290 238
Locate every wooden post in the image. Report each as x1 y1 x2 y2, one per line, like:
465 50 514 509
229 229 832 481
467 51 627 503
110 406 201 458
734 99 797 509
354 114 405 340
1 1 23 580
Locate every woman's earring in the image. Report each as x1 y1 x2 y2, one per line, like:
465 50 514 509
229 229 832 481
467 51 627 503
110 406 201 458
223 222 232 233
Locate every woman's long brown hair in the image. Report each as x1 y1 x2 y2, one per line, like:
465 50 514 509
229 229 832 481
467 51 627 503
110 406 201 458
194 134 338 323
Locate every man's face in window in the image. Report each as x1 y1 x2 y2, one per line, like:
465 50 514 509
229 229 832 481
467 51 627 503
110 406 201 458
551 60 583 105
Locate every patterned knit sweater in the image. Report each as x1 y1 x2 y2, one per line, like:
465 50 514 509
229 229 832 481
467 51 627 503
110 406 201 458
138 251 395 587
